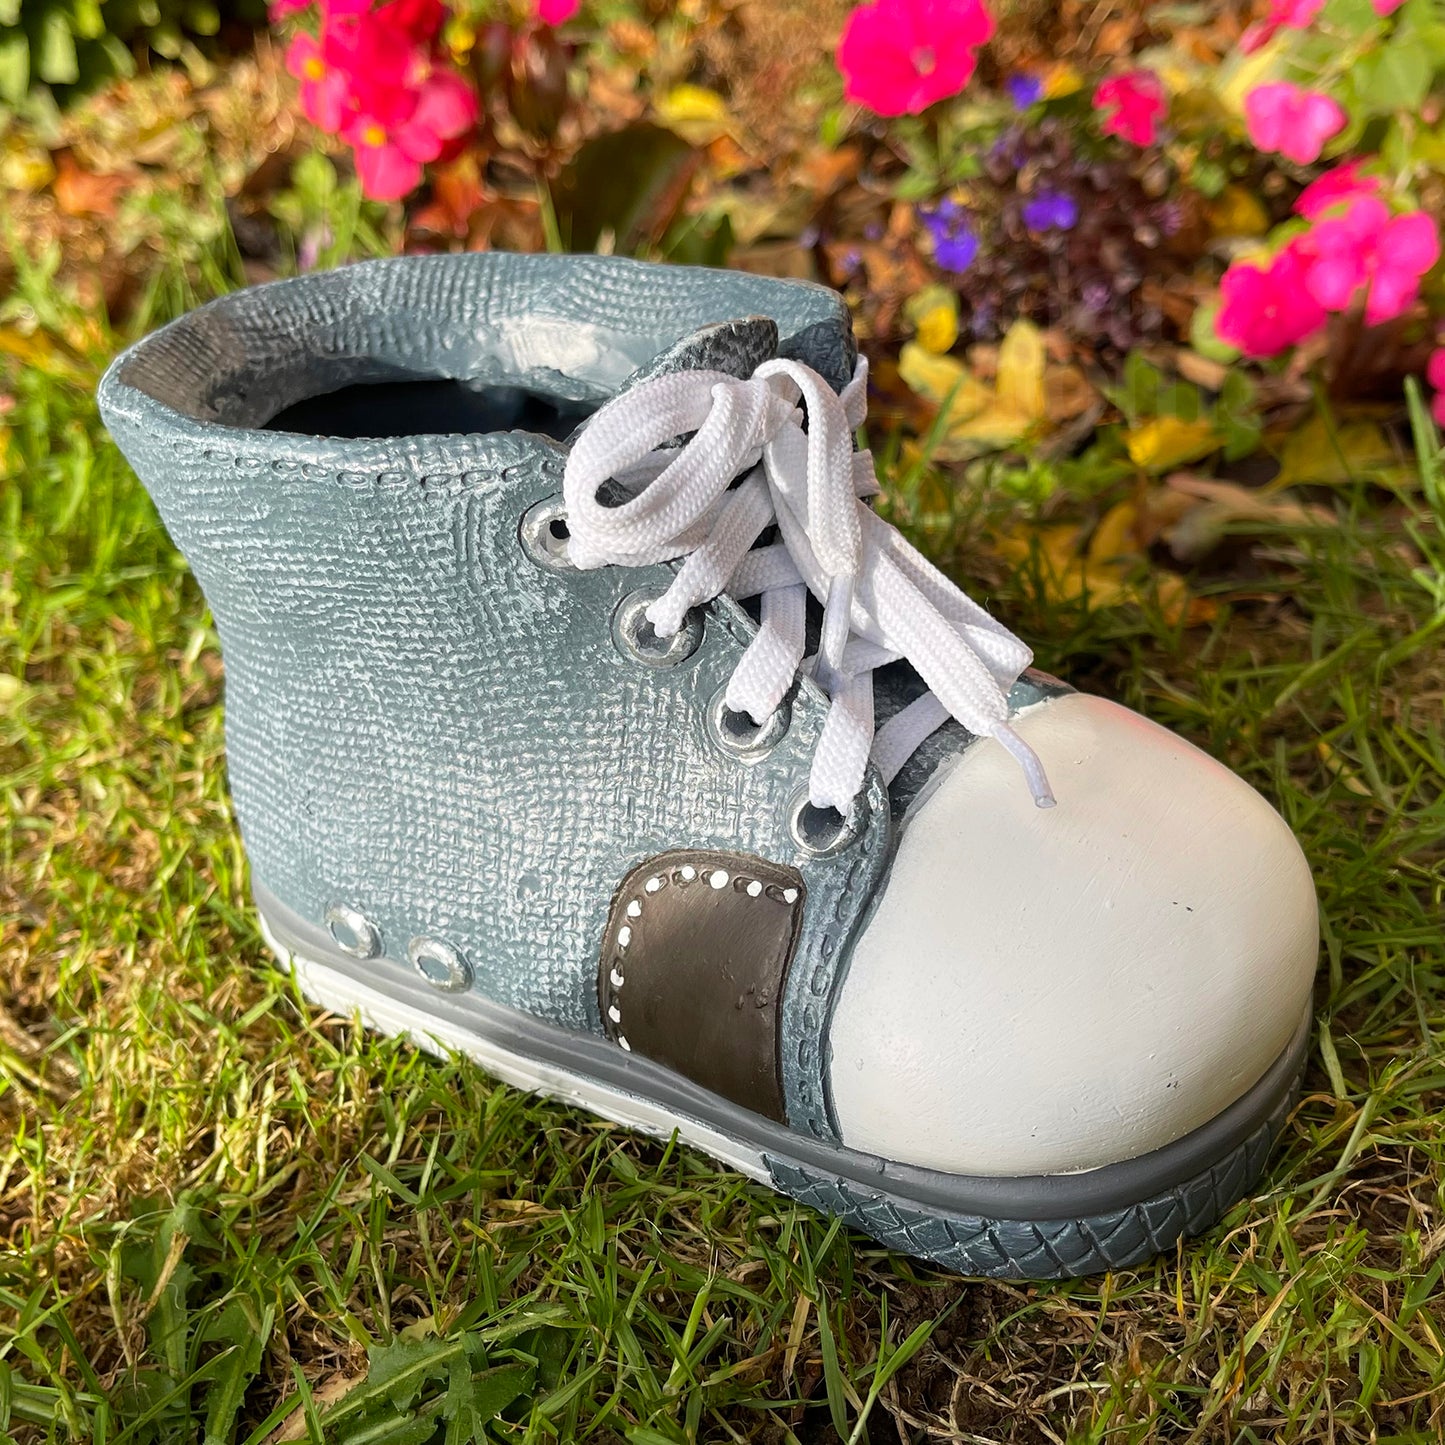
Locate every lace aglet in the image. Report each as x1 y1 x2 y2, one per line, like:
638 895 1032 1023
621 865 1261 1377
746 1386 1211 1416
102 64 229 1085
991 723 1056 809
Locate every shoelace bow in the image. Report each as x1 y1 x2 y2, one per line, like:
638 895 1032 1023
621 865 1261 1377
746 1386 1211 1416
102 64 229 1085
561 356 1055 815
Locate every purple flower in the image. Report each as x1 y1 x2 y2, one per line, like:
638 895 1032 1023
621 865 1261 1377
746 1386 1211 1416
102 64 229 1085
934 229 980 271
1007 73 1043 107
920 199 979 273
1021 189 1079 231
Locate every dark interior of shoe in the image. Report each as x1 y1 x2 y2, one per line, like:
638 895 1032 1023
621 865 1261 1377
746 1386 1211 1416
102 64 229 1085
264 379 596 441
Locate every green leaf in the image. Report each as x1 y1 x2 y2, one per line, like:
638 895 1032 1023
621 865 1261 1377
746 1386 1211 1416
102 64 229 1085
359 1154 421 1206
1190 300 1240 365
364 1336 456 1414
1354 39 1431 113
443 1361 533 1443
1322 0 1381 28
184 0 220 36
0 29 28 104
72 0 105 40
553 123 697 255
202 1300 275 1445
0 0 21 27
815 1297 850 1442
32 7 79 85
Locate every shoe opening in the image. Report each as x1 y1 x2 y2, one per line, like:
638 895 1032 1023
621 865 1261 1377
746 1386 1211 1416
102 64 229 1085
104 253 854 446
264 379 595 442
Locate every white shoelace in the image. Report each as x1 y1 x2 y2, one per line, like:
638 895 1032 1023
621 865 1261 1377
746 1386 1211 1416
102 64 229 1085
561 356 1055 814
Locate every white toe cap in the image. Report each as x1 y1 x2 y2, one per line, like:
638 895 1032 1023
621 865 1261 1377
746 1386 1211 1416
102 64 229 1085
826 692 1318 1177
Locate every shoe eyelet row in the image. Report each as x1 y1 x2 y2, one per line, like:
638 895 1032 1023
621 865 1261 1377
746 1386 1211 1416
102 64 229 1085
408 936 474 993
519 497 575 572
611 588 703 669
787 789 867 857
518 500 862 856
325 902 382 960
324 903 473 993
707 685 790 761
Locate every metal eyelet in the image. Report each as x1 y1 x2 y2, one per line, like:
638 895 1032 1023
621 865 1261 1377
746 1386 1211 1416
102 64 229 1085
325 903 382 960
707 685 790 760
786 788 867 858
519 497 575 572
408 936 473 993
611 589 703 669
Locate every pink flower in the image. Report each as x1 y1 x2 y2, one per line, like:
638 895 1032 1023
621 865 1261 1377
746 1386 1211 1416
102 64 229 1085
537 0 579 22
1373 0 1407 13
836 0 994 118
345 69 478 200
1239 0 1324 53
1294 158 1381 219
1216 242 1328 356
1428 347 1445 426
286 32 352 130
1300 197 1441 325
1092 70 1167 146
284 0 477 200
1244 82 1345 165
270 0 311 20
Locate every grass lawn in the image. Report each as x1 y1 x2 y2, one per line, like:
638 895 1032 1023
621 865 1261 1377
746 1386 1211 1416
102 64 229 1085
3 238 1445 1443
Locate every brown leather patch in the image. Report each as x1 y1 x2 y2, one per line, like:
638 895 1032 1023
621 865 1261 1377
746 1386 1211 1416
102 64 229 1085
598 851 805 1123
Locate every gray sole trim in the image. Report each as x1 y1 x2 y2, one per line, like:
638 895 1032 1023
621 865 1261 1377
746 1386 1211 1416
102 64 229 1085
766 1072 1299 1277
255 883 1309 1274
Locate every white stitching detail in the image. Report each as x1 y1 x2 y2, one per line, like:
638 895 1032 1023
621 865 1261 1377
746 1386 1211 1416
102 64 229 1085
607 864 799 1054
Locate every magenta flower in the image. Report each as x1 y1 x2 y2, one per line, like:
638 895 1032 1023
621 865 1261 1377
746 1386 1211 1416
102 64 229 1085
270 0 311 19
836 0 994 118
1372 0 1407 13
1092 70 1167 147
286 32 352 130
1301 198 1441 325
1244 83 1345 166
1239 0 1324 54
1428 347 1445 426
537 0 579 22
1216 243 1327 357
283 0 477 200
345 69 479 200
1294 159 1381 219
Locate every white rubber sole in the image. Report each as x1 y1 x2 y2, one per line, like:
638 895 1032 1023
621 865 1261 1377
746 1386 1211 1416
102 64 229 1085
259 913 773 1182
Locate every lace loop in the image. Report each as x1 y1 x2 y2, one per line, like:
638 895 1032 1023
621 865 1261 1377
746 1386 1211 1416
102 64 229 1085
562 356 1055 813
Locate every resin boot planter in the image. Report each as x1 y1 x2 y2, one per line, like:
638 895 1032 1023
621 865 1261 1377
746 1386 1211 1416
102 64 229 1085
99 252 1319 1278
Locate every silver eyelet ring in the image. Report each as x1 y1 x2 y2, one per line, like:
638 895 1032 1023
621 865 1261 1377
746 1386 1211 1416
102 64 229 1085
611 589 703 669
707 685 790 760
786 788 867 858
519 496 575 572
325 903 382 960
408 936 473 993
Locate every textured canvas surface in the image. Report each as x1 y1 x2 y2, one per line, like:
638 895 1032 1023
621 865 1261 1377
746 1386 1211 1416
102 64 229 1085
98 252 1063 1140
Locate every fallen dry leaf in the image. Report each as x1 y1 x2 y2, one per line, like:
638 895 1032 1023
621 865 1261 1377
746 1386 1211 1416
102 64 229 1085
1165 473 1334 561
1124 415 1222 473
50 150 130 220
1271 413 1408 490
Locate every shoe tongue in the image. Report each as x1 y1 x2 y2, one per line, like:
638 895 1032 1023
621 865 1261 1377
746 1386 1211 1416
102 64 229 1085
619 315 780 393
564 310 857 461
565 317 779 456
614 312 859 394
